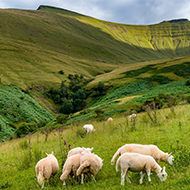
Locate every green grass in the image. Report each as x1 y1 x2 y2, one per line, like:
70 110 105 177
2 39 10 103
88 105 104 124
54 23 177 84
0 103 189 189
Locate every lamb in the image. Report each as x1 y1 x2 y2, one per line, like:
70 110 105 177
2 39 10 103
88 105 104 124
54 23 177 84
111 143 174 165
107 117 113 122
67 147 84 158
35 152 59 189
76 153 103 184
82 124 95 134
60 147 93 186
116 152 167 186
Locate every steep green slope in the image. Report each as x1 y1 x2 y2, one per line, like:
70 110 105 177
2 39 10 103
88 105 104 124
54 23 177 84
0 85 54 141
1 5 190 89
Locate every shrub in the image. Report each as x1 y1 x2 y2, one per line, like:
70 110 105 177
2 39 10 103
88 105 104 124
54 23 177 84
56 114 68 124
185 78 190 86
59 70 64 75
16 122 37 137
186 95 190 103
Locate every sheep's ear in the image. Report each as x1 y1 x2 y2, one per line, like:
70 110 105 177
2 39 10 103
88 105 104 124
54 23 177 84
82 147 85 150
169 152 172 156
90 147 94 151
52 151 54 155
46 153 48 156
161 166 166 172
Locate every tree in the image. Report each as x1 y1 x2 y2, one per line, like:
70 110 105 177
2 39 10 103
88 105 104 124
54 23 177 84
60 98 73 114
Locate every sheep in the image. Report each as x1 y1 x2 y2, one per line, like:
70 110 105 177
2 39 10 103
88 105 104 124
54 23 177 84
116 152 167 186
67 147 84 158
60 147 93 186
111 143 174 165
76 153 103 184
107 117 113 122
82 124 95 134
128 113 137 120
35 152 59 189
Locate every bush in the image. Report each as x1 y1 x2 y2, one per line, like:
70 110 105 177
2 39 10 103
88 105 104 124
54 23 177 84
185 79 190 86
56 114 68 124
16 122 37 137
59 70 64 75
186 95 190 103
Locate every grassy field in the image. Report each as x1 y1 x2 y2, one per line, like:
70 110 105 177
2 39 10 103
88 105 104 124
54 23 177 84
0 103 189 189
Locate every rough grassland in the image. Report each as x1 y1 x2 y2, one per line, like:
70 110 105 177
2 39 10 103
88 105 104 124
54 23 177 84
0 103 189 189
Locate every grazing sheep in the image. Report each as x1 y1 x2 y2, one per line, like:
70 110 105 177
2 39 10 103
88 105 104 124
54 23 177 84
107 117 113 122
111 143 174 165
60 147 93 186
116 152 167 186
35 152 59 189
83 124 95 134
128 114 137 120
67 147 84 158
76 153 103 184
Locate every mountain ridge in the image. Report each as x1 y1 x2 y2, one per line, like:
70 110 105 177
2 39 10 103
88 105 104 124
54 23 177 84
0 5 190 89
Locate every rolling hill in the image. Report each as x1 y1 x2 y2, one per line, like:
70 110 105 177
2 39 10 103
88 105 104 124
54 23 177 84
1 5 190 141
0 5 190 89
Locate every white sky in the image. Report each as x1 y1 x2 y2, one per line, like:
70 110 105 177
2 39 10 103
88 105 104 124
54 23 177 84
0 0 190 25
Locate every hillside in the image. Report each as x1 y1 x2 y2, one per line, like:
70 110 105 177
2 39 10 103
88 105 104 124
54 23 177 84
0 5 190 89
1 5 190 141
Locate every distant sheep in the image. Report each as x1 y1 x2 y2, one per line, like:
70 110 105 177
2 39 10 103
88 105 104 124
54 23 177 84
83 124 95 134
76 153 103 184
128 113 137 120
116 152 167 185
60 147 93 186
107 117 113 122
111 143 174 165
67 147 84 158
35 152 59 189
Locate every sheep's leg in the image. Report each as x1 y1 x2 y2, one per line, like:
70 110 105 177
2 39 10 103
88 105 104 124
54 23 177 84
139 171 145 184
63 181 66 186
147 171 151 182
41 181 45 189
81 174 84 185
121 169 127 186
91 175 96 182
125 172 131 184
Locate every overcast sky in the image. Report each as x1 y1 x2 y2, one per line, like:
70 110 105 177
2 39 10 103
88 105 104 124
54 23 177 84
0 0 190 25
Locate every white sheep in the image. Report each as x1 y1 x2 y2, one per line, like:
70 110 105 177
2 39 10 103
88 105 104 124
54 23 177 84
82 124 95 134
107 117 113 122
76 153 103 184
35 152 59 189
128 113 137 120
116 152 167 186
111 143 174 165
60 147 93 186
67 147 84 158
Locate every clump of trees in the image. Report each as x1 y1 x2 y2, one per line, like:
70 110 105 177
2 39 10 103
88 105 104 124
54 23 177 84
46 74 88 114
91 82 106 97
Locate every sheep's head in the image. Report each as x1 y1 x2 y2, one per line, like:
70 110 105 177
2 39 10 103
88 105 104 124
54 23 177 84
167 152 174 165
157 166 167 182
82 147 93 154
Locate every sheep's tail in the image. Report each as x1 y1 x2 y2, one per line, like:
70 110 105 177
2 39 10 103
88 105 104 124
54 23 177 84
111 149 120 165
116 157 121 172
36 166 45 186
76 161 90 176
